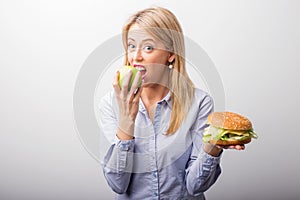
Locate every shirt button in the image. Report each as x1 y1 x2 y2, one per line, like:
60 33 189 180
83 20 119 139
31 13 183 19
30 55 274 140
207 158 213 164
153 171 157 178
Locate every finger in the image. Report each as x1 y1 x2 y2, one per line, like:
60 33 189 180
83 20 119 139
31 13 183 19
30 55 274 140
220 145 235 149
216 145 226 149
230 145 244 150
128 86 143 109
113 71 121 95
133 85 143 101
129 71 142 96
233 145 240 150
218 144 246 150
121 69 132 94
236 145 245 150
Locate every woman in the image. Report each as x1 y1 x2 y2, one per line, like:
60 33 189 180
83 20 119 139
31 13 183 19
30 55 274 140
99 7 243 199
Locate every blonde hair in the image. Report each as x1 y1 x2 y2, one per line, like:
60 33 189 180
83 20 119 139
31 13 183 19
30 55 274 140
122 7 194 135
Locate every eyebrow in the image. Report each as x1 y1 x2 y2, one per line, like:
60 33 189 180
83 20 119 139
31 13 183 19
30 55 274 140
128 38 155 42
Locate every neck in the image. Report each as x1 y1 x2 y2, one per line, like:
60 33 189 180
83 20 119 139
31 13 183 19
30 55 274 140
141 84 169 106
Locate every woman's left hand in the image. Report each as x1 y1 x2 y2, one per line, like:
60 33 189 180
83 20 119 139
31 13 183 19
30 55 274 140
218 144 245 150
203 143 245 157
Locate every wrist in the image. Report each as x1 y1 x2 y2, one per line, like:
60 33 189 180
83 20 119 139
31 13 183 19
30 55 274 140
118 118 135 134
203 143 222 157
117 127 134 140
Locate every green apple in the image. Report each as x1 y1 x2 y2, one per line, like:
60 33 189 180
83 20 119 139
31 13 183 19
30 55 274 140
118 65 142 91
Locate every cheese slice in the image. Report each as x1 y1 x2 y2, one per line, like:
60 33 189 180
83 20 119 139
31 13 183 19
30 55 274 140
221 129 248 136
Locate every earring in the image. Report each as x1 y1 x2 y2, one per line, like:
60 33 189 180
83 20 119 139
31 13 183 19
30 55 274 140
168 59 174 69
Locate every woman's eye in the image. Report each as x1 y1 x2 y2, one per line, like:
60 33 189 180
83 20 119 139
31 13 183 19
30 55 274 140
144 45 153 52
128 44 135 50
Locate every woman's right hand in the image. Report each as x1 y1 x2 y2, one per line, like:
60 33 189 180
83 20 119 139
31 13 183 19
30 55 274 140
113 69 143 140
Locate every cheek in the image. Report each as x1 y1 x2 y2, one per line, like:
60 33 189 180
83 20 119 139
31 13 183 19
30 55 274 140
154 52 169 64
127 53 133 64
148 53 168 65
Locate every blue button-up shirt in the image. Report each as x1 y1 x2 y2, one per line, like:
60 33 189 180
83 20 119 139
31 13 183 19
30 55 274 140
99 88 222 200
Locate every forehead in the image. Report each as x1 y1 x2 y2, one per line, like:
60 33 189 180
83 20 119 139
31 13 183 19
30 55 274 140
127 24 155 41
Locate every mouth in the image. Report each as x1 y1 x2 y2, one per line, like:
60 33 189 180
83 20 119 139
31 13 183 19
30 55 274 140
133 64 147 79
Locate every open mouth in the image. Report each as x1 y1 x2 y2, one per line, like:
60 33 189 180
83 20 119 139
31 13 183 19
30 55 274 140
134 64 147 79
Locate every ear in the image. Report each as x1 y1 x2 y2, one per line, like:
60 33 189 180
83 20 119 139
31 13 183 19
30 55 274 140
168 54 176 63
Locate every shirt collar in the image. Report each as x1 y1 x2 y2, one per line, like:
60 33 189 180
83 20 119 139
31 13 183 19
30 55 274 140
139 91 172 112
159 91 172 109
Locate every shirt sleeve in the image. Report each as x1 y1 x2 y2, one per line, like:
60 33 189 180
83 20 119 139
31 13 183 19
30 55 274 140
185 94 222 196
99 91 135 194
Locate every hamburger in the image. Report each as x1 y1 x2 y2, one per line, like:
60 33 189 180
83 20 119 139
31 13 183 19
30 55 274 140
202 112 258 145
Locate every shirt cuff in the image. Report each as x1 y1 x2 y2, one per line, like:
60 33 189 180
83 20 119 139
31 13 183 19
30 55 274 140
114 135 135 151
199 148 222 166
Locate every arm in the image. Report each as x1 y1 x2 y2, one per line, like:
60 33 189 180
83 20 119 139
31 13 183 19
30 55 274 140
185 95 222 196
99 92 135 194
100 71 142 194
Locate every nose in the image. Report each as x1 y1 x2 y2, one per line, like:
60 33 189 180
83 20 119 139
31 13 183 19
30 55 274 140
133 48 143 61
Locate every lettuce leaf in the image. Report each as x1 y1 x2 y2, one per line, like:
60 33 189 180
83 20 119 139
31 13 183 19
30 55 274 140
202 126 258 142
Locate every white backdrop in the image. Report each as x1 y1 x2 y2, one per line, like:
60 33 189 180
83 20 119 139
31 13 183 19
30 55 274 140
1 0 299 199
